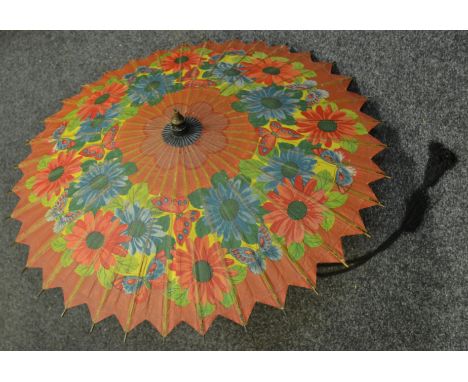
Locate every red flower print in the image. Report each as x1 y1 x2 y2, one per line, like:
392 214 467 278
161 51 201 72
170 237 231 304
296 104 357 147
263 176 327 245
243 57 301 85
65 211 130 270
33 151 81 198
77 83 127 120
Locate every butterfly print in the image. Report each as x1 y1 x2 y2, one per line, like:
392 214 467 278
287 80 329 106
114 255 165 302
230 247 266 274
209 50 246 63
230 225 281 274
286 80 318 91
257 121 302 156
52 124 76 151
319 149 357 191
152 196 200 245
305 89 329 106
257 225 281 260
45 193 81 233
182 67 216 88
79 125 119 160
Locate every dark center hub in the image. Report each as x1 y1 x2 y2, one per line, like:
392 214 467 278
220 198 240 221
127 219 147 237
145 81 161 92
281 161 299 179
224 68 241 76
90 174 110 190
318 120 338 132
48 166 64 182
261 97 282 109
94 93 110 104
174 56 189 64
86 231 105 249
193 260 213 282
287 200 308 220
262 66 281 75
162 116 203 147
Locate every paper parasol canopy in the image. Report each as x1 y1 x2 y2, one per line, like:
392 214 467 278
12 40 385 336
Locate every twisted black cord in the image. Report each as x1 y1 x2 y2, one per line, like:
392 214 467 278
317 141 458 278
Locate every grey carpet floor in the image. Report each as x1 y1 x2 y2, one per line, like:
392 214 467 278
0 31 466 350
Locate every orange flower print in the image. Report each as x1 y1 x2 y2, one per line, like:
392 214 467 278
170 237 231 304
77 83 127 120
33 151 81 198
263 176 327 245
161 51 201 72
119 87 257 196
65 211 130 270
296 105 357 147
243 57 301 85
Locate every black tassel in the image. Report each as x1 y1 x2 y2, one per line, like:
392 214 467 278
317 141 458 278
423 141 458 188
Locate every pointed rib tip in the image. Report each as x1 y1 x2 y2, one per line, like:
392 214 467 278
61 308 68 318
362 231 372 239
123 332 128 343
36 289 44 298
89 323 95 334
371 198 385 208
21 266 27 275
242 324 248 334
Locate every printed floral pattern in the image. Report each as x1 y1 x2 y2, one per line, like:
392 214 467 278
68 160 131 211
205 62 252 87
32 151 81 198
16 42 383 335
127 69 183 106
77 105 121 143
65 211 130 270
202 175 260 247
263 176 326 245
78 83 127 121
115 203 166 255
258 146 316 191
239 86 300 122
170 237 230 304
243 57 301 85
161 50 201 72
297 104 359 147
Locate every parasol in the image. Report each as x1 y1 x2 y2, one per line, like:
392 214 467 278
12 40 386 337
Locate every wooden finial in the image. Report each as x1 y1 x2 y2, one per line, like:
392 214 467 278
171 109 185 127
